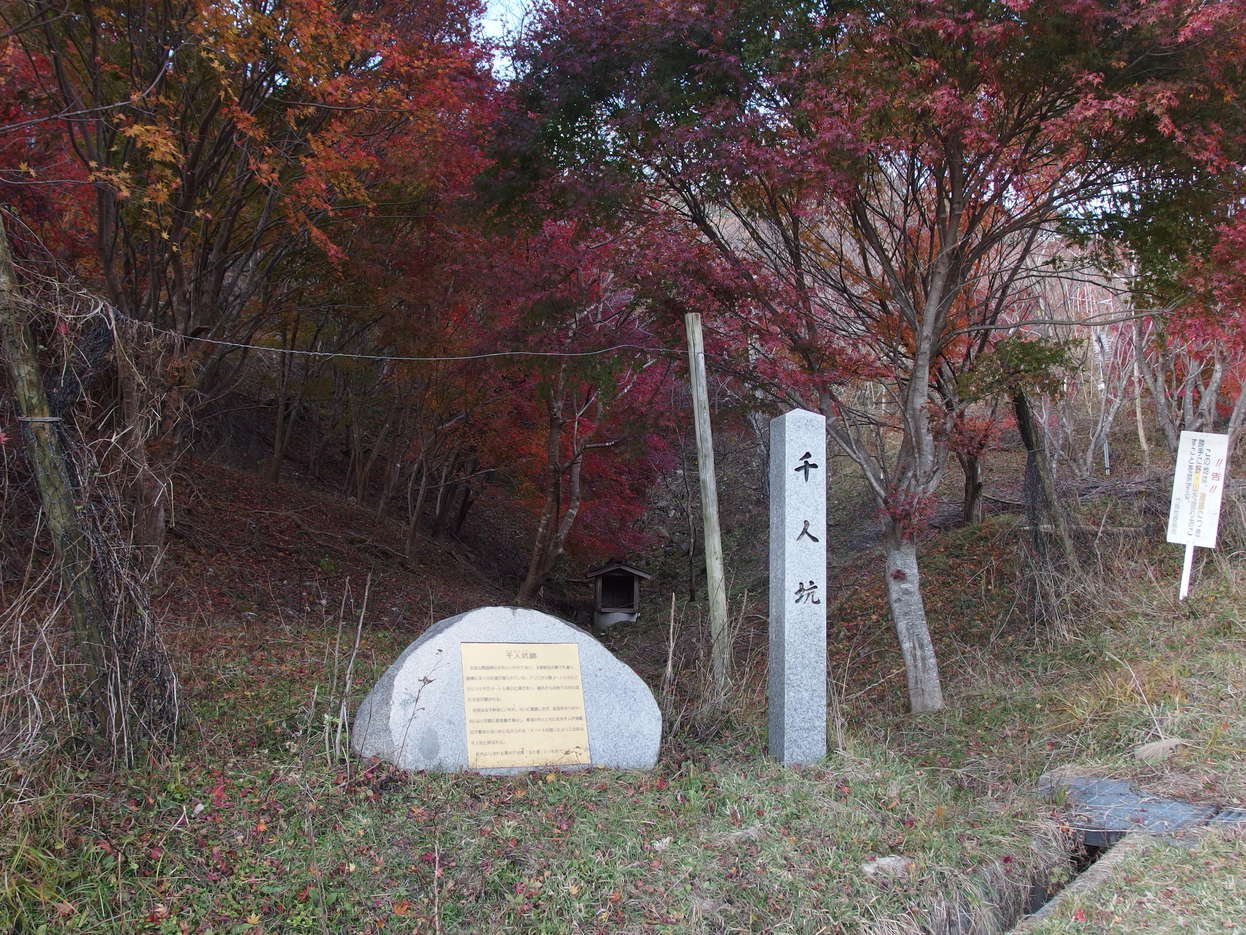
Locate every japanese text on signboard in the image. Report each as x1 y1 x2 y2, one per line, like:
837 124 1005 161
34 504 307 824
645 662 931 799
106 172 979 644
460 642 589 769
1166 431 1229 549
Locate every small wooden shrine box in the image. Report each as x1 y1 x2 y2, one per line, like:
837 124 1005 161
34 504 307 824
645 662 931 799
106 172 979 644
586 561 652 632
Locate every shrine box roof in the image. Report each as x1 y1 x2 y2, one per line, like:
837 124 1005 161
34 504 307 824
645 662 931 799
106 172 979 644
585 562 652 581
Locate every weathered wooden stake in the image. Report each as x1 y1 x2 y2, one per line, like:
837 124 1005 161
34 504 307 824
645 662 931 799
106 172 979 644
684 312 729 694
1178 544 1195 601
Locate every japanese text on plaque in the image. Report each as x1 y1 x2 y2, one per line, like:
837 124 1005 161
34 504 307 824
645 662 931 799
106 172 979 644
460 642 590 769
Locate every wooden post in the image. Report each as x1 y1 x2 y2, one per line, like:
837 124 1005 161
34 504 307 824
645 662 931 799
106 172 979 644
2 212 182 758
0 212 113 737
1132 318 1151 473
684 313 729 694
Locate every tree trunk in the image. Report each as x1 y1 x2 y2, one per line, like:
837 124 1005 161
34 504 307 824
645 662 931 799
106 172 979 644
308 408 334 481
453 483 475 536
376 448 402 518
956 450 984 525
267 313 297 484
1128 311 1152 473
552 456 583 555
1135 325 1180 455
516 461 561 605
516 455 583 606
268 376 289 484
374 400 414 518
429 454 456 538
451 458 480 536
403 455 430 559
517 378 567 606
1013 390 1081 571
345 378 366 500
115 333 168 571
882 527 943 714
358 393 398 504
1133 359 1151 473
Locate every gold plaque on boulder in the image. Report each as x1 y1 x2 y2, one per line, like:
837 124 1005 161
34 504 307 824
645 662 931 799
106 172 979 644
460 642 590 769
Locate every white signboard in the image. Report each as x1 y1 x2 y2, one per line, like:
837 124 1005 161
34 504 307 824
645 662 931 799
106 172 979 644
1166 431 1230 548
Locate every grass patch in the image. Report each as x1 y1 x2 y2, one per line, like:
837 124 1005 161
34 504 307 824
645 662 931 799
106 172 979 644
854 509 1246 801
4 481 1244 933
2 749 1059 934
1 605 1063 935
1021 829 1246 933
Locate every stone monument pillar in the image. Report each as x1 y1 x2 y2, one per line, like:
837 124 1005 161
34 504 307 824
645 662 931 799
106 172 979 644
768 408 827 764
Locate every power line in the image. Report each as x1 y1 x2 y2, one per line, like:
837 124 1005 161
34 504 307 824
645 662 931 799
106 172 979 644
0 237 676 362
111 312 676 363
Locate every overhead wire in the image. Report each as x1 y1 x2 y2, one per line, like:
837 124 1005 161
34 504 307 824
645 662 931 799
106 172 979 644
104 308 679 363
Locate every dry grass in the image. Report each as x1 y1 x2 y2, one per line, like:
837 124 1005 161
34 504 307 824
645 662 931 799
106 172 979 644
0 593 1064 935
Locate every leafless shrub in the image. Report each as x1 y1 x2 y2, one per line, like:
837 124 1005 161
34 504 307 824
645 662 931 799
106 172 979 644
318 576 368 770
658 590 765 745
1015 476 1183 640
0 564 62 777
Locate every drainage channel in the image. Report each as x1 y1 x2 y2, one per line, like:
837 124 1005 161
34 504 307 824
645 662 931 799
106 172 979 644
1013 776 1246 929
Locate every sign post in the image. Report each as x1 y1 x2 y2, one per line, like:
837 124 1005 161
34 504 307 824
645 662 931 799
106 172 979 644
1166 431 1230 600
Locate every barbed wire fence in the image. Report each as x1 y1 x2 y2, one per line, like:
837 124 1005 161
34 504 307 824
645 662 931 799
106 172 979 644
1 247 181 770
